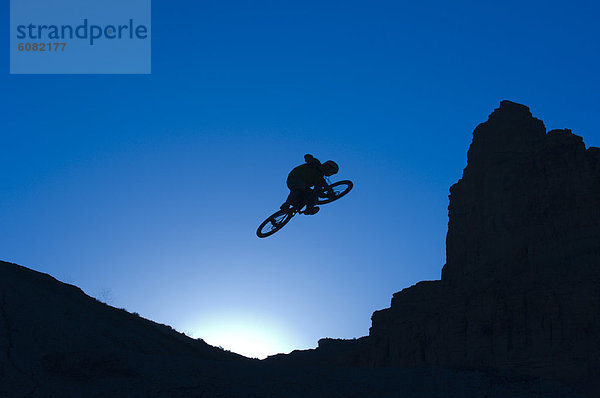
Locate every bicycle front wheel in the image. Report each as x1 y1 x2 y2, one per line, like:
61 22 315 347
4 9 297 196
256 210 293 238
316 180 353 205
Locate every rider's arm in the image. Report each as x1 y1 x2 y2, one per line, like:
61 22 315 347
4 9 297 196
315 176 329 193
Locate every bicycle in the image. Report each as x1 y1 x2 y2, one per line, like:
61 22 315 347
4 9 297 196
256 180 353 238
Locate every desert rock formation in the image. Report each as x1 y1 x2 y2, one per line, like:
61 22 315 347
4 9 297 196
370 101 600 396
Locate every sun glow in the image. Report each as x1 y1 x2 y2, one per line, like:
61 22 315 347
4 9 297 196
189 313 298 359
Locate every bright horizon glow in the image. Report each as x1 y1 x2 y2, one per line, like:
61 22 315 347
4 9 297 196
187 313 298 359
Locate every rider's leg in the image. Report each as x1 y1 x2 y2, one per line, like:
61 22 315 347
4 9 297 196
283 175 304 209
282 188 303 210
303 188 320 215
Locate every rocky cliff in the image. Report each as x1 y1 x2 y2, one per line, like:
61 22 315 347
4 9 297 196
370 101 600 391
271 101 600 396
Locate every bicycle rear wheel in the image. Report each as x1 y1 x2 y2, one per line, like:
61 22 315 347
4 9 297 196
256 210 293 238
316 180 353 205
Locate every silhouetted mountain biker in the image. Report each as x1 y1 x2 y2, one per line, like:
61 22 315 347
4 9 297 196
282 154 339 215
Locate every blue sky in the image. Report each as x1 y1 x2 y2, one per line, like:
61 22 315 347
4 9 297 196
2 0 599 358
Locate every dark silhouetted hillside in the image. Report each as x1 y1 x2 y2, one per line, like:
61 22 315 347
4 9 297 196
0 260 250 396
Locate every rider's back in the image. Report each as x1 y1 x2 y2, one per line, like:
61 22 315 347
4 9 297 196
287 162 325 189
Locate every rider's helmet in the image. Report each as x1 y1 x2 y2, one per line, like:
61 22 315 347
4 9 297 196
323 160 339 176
